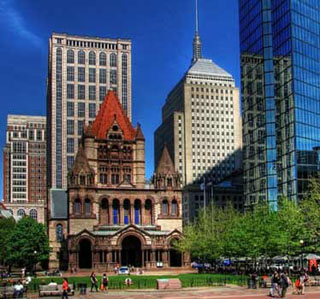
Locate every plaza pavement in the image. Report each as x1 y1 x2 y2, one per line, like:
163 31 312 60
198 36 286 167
27 286 320 298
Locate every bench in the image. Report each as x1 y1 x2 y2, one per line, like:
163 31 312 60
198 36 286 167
0 286 26 298
39 284 74 297
157 279 181 290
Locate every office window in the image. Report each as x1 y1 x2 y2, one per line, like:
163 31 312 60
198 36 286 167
89 103 96 118
110 53 117 67
67 156 74 170
67 138 74 153
67 66 74 81
78 50 85 64
89 68 96 83
110 70 117 84
99 69 106 83
78 120 84 136
78 67 85 82
89 51 96 65
67 102 74 117
78 85 85 100
99 52 106 66
78 102 85 117
67 84 74 99
89 86 96 100
67 120 74 135
99 86 106 101
67 49 74 63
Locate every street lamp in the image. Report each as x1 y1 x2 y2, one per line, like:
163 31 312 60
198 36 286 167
34 250 37 277
300 240 304 270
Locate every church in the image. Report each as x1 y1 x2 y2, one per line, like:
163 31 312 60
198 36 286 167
48 91 189 271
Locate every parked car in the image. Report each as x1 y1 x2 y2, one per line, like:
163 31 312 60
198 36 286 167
118 266 130 275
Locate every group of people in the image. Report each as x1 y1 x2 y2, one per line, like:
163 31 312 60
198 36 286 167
269 270 309 298
90 272 109 292
269 271 291 298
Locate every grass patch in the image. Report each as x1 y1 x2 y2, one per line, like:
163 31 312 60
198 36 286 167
26 273 247 291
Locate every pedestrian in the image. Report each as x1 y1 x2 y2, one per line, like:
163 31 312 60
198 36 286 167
102 273 109 292
13 280 24 298
299 271 309 295
269 271 281 297
279 272 290 298
90 272 98 292
61 277 69 299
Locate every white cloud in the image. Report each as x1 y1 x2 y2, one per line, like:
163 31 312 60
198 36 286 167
0 0 43 48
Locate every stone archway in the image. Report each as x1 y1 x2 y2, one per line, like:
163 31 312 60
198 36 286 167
79 239 92 269
121 235 142 267
169 239 182 267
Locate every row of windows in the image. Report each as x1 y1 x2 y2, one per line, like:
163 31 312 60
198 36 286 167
67 67 112 84
66 102 97 120
66 84 113 100
191 87 234 94
66 50 122 67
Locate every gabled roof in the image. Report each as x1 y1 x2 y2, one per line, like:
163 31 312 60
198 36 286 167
156 144 176 175
187 58 233 78
91 90 136 140
69 145 93 174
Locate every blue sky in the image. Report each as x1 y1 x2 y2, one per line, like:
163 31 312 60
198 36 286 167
0 0 240 198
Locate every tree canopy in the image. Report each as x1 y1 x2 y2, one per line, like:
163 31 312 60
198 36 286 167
177 181 320 262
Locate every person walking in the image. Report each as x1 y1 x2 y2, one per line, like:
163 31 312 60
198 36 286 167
90 272 98 292
279 272 290 298
61 277 69 299
102 273 109 292
270 271 281 297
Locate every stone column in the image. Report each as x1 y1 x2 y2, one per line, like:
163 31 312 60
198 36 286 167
108 205 112 225
142 250 145 267
141 202 145 225
130 201 134 224
119 204 123 225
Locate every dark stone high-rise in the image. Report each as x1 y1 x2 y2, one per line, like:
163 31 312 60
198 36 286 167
239 0 320 207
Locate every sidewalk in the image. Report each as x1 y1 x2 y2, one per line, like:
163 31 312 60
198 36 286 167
26 285 320 298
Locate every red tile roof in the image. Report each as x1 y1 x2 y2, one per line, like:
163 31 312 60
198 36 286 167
91 90 137 141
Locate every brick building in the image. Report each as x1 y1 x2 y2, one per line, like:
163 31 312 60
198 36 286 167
2 115 46 223
48 91 189 270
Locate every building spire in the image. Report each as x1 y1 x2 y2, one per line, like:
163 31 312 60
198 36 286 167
192 0 202 63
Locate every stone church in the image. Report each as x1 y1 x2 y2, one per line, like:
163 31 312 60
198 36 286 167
48 91 189 271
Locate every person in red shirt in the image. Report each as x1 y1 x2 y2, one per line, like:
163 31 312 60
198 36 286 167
62 277 69 299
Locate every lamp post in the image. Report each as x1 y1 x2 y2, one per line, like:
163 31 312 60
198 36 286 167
300 240 304 270
34 250 37 277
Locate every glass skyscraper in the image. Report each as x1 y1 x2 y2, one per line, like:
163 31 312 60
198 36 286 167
239 0 320 208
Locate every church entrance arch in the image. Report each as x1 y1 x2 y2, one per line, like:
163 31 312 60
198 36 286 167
121 235 142 267
169 239 182 267
78 239 92 269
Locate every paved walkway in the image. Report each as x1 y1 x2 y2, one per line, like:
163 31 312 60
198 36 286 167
26 286 320 298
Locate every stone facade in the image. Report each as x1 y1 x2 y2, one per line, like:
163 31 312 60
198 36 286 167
48 91 189 271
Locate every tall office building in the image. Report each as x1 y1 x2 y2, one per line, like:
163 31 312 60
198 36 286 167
47 33 132 189
155 5 242 186
239 0 320 207
2 115 46 223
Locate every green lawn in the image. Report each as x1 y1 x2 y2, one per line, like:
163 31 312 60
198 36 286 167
26 273 248 291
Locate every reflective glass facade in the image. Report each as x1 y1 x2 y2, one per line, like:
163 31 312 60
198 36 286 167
239 0 320 207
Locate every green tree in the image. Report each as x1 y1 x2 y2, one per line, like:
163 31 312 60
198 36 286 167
0 217 16 265
6 217 50 271
300 179 320 253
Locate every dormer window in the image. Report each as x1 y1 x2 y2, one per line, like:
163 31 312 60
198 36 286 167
80 175 86 185
112 125 118 131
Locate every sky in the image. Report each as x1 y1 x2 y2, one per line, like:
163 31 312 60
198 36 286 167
0 0 240 198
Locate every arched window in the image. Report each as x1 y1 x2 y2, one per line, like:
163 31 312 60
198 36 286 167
134 200 141 225
112 199 120 225
74 198 82 215
100 173 107 184
145 199 153 225
110 53 117 67
84 198 91 215
29 209 38 220
56 224 63 242
78 50 85 64
99 52 106 66
123 199 130 225
80 175 86 185
167 177 172 187
17 209 25 217
171 200 178 216
67 49 74 63
89 51 96 65
162 200 168 215
101 198 108 209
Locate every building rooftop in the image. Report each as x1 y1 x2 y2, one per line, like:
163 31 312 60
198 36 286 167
187 58 233 79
